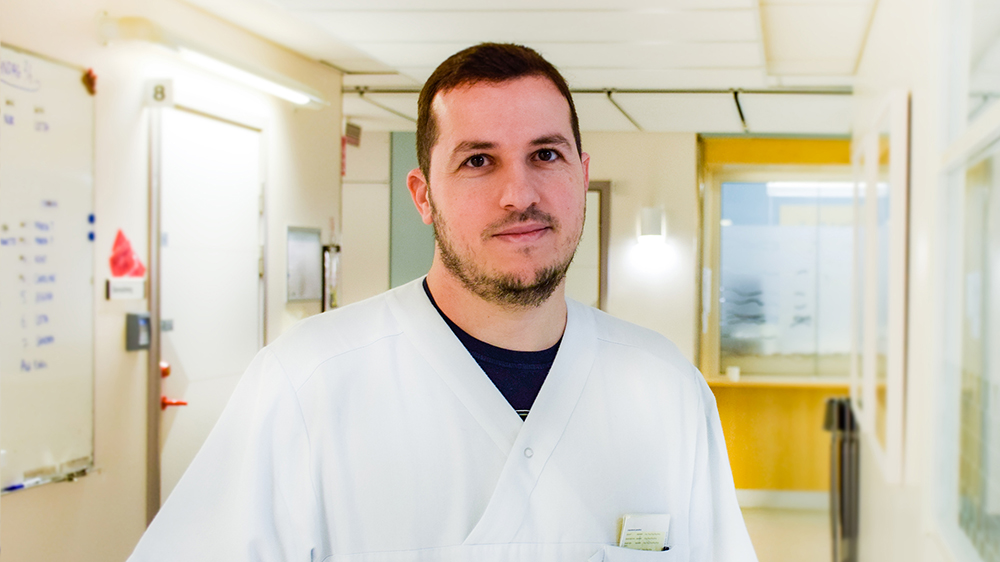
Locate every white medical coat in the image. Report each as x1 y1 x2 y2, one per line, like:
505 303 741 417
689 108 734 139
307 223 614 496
129 278 756 562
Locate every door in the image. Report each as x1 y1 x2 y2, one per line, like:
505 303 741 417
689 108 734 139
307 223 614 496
158 107 263 503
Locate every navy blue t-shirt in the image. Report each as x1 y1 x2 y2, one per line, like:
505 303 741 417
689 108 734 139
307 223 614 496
423 279 559 420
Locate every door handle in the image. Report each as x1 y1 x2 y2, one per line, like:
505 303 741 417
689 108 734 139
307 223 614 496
161 396 188 410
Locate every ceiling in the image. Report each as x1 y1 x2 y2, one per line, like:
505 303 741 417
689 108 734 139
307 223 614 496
183 0 875 134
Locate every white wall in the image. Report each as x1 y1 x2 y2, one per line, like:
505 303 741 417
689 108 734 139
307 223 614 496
0 0 341 560
341 130 391 304
851 0 947 560
583 132 701 361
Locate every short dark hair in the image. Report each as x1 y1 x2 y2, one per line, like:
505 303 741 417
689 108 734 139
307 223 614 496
416 42 582 181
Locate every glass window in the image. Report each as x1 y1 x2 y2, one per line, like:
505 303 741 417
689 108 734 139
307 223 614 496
718 180 854 377
957 144 1000 562
875 131 892 451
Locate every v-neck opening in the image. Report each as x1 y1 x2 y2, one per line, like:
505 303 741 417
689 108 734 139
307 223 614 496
385 280 599 545
463 298 599 545
385 279 524 454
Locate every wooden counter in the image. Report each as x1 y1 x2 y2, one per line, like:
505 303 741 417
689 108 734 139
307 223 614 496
707 378 849 491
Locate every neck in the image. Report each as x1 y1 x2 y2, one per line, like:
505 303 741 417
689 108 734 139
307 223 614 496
425 259 567 352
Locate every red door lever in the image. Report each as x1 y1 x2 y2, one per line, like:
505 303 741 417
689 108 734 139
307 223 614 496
161 396 188 410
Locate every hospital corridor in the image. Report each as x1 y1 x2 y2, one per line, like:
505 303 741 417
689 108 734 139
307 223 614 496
0 0 996 561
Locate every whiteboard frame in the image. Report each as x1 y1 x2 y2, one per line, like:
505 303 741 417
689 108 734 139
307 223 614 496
0 43 96 494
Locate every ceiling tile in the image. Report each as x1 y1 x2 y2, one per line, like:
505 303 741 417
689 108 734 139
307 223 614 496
345 115 417 132
768 59 856 75
353 41 763 70
613 93 745 132
343 93 417 131
278 0 754 10
761 0 869 4
738 93 852 134
303 10 759 44
343 93 389 119
769 74 853 88
560 68 768 90
761 4 870 72
385 67 767 90
574 93 642 131
342 73 423 88
359 92 419 120
182 0 391 71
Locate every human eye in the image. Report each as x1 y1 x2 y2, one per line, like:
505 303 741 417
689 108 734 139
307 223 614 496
463 154 490 168
534 148 562 162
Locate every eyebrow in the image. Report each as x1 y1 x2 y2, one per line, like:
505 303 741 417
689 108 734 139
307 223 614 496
531 134 572 147
452 141 495 156
448 134 572 162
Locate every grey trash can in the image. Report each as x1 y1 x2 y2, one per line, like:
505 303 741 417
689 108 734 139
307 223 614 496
824 397 859 562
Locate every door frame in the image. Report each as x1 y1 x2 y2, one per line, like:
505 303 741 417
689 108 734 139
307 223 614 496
145 93 266 524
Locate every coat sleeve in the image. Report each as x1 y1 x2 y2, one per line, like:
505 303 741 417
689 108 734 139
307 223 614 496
687 371 758 562
127 348 320 562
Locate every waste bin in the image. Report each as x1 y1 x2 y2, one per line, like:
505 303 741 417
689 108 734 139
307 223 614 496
824 397 859 562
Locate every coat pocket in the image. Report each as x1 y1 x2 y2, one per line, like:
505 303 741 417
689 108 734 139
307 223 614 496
588 545 678 562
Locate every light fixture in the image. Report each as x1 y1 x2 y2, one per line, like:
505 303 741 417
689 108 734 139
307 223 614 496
638 206 666 244
629 206 676 275
99 16 327 108
177 48 312 106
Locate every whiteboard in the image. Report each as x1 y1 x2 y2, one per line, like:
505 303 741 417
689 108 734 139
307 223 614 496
0 44 95 491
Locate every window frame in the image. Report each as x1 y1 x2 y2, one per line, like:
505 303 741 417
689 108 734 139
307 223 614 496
699 163 854 380
934 1 1000 559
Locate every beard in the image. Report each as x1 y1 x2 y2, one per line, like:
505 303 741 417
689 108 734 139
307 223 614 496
430 198 581 309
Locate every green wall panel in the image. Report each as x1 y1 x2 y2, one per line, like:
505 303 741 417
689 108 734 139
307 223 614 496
390 132 435 287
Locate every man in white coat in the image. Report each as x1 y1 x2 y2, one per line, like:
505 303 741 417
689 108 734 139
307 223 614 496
129 43 757 562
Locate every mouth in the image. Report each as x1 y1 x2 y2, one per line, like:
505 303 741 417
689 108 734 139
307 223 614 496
491 222 551 243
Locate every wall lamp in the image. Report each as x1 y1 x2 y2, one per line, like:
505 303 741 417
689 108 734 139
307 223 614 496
638 206 667 244
98 16 328 108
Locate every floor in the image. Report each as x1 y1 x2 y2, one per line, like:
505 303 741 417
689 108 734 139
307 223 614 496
742 508 832 562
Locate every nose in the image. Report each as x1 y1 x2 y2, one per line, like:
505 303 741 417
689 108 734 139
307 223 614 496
498 162 541 211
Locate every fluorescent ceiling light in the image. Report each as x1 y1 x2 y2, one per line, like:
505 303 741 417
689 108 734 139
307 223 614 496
178 47 312 106
766 181 855 199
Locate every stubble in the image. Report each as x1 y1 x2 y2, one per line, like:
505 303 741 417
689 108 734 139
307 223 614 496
430 194 581 309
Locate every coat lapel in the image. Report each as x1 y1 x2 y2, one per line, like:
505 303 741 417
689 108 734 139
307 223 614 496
385 279 523 456
463 298 598 544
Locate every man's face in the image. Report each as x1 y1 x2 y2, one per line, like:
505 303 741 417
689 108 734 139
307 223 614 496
411 76 590 308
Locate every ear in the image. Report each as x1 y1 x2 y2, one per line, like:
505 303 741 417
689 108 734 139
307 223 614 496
580 152 591 190
407 168 434 225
